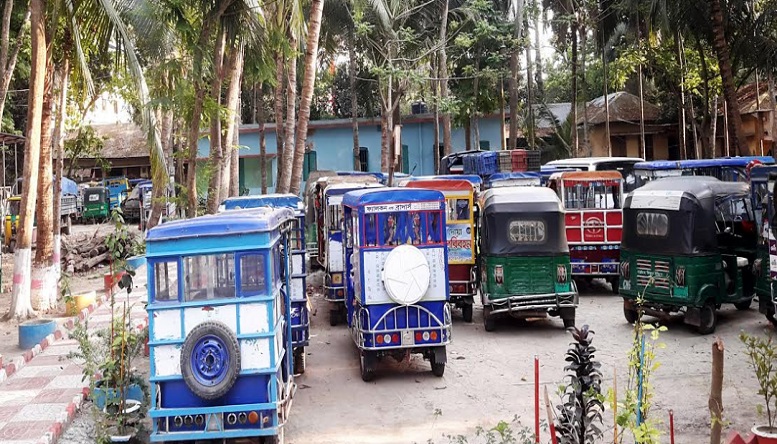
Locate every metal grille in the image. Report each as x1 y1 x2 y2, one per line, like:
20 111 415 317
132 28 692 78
636 259 671 289
506 294 557 308
653 260 671 288
636 259 652 288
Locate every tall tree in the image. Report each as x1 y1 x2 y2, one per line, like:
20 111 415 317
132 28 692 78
205 29 227 213
6 0 44 320
439 0 452 156
0 1 29 126
289 0 325 195
508 0 524 150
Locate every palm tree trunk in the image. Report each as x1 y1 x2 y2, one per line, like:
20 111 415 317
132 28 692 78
349 36 360 171
571 22 579 157
708 0 749 156
525 18 535 150
258 84 268 194
439 0 452 156
51 59 68 308
273 54 286 190
508 0 524 151
32 61 54 312
533 0 543 99
472 53 481 150
0 4 29 125
206 30 227 213
278 38 298 194
219 42 244 200
769 73 776 155
433 59 440 172
6 0 44 321
580 23 589 155
290 0 324 196
380 111 389 172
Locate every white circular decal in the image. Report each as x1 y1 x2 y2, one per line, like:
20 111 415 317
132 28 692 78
381 244 431 305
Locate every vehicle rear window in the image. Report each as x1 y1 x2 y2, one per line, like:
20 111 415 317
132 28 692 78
636 212 669 237
508 220 546 244
239 254 266 296
154 261 179 302
183 253 236 301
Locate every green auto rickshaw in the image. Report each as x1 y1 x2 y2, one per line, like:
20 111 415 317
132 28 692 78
479 187 578 331
82 187 110 221
619 177 757 334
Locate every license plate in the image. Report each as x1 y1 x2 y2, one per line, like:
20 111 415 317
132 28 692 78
401 330 414 346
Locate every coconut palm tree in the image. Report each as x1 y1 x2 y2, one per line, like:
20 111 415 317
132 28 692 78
289 0 325 195
5 0 45 321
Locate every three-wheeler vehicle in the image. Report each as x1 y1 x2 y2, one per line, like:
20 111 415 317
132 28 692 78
398 174 483 193
631 156 775 189
479 187 578 331
146 207 296 442
547 171 625 291
403 178 477 322
342 188 451 381
82 187 110 222
619 177 757 334
219 194 310 373
321 181 383 326
752 168 777 326
483 172 541 189
310 175 379 270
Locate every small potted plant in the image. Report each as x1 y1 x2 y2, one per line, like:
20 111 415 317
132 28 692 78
740 331 777 443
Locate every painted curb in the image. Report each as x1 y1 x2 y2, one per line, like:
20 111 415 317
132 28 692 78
35 388 89 444
0 293 109 384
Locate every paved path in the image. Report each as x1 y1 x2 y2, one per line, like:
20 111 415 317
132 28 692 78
0 269 148 444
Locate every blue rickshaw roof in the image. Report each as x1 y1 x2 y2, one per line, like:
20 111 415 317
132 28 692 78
749 164 777 181
221 193 301 210
404 174 483 186
342 188 445 207
486 172 540 182
146 207 294 241
634 156 775 170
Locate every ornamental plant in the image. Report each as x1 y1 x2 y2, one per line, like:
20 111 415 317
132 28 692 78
740 331 777 429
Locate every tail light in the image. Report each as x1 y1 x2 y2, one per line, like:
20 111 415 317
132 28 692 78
675 266 686 286
248 411 259 424
556 264 567 283
620 261 630 279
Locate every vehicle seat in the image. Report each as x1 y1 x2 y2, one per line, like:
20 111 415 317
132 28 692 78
737 257 749 268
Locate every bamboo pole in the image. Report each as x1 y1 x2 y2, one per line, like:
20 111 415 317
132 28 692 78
544 386 557 444
709 338 724 444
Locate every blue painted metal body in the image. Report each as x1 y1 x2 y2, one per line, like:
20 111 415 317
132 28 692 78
342 188 452 359
399 174 483 192
102 177 129 210
484 172 542 189
145 208 296 442
220 194 309 350
334 171 409 185
633 156 776 186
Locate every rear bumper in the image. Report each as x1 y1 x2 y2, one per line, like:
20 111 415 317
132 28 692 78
353 304 452 351
484 291 578 316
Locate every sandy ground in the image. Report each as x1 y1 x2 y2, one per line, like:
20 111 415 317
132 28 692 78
57 274 774 444
0 221 141 362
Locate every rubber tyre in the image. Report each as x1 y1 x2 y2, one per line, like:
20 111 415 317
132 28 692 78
483 306 496 332
359 351 375 382
609 277 619 295
563 317 576 329
180 321 240 400
430 351 445 377
696 301 717 335
293 348 306 375
7 239 15 254
329 309 339 327
462 303 474 323
623 301 638 324
734 297 753 311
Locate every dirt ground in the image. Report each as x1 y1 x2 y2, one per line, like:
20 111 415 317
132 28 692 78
58 276 773 444
0 221 140 362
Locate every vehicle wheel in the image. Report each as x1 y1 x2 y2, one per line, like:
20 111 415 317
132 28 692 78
483 306 496 332
430 350 446 377
293 348 306 375
7 239 15 254
359 350 375 382
734 297 753 311
462 303 474 323
563 316 576 329
696 301 717 335
329 309 339 327
180 321 241 400
623 300 638 324
608 277 619 295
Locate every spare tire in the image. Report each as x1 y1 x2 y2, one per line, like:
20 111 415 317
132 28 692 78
180 321 240 400
381 244 431 305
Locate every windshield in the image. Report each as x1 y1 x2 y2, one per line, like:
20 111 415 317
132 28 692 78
362 210 444 247
6 200 20 216
563 181 621 210
445 197 471 222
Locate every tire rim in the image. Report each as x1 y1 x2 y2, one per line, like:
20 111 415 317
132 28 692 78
190 334 230 387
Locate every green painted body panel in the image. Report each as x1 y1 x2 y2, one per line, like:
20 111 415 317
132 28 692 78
619 249 746 307
755 245 770 302
482 255 570 299
82 203 109 220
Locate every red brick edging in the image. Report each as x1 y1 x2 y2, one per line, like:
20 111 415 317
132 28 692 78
36 387 91 444
0 293 109 383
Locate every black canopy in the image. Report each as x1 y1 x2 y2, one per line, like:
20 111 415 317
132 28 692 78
622 176 749 255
